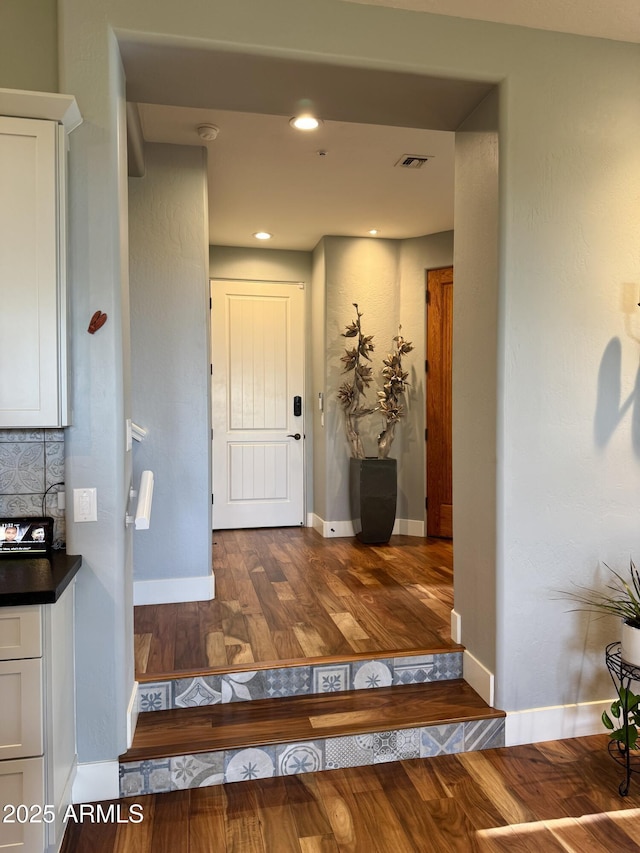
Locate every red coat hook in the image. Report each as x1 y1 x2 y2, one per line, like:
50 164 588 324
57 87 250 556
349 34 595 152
88 311 108 334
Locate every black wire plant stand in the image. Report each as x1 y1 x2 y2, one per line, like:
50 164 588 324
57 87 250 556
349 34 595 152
605 641 640 796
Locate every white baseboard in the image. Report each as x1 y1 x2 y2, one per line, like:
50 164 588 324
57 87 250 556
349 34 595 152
133 572 215 605
505 699 615 747
126 680 139 749
310 514 424 539
463 649 494 706
393 518 425 536
72 760 119 804
451 609 462 644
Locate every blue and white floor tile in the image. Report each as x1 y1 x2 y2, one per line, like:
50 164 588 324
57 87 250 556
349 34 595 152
463 718 505 751
224 747 276 783
420 723 465 757
171 752 225 789
373 728 421 764
312 663 351 693
265 666 311 697
173 676 223 708
119 759 172 796
352 660 393 690
325 734 375 770
139 682 172 712
277 741 324 776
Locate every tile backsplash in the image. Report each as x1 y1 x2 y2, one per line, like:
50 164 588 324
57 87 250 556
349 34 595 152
0 429 66 548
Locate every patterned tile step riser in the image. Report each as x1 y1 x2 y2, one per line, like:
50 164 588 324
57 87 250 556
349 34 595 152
119 717 504 796
139 652 463 712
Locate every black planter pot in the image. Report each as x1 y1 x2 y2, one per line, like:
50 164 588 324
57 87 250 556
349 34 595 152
349 457 397 544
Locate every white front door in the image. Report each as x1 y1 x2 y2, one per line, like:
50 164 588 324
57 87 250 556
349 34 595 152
211 280 305 529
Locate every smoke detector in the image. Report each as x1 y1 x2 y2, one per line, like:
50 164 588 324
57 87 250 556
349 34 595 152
395 154 432 169
197 124 220 142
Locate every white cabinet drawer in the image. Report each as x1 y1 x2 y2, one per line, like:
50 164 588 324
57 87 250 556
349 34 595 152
0 658 42 760
0 608 42 661
0 756 45 853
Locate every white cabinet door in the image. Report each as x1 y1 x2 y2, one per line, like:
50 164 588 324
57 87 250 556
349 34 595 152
0 116 67 428
0 757 45 852
0 608 41 661
0 658 43 761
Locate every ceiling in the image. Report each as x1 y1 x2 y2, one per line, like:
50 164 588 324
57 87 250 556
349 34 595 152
123 0 640 252
121 40 495 252
137 104 456 252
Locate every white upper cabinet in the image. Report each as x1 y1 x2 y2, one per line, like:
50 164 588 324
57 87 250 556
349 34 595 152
0 90 80 428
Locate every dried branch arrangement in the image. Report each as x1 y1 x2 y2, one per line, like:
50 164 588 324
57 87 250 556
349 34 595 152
337 303 413 459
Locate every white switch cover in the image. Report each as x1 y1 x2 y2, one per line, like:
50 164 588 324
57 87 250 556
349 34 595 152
73 488 97 522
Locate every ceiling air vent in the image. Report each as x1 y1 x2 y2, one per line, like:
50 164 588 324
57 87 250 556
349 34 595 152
395 154 432 169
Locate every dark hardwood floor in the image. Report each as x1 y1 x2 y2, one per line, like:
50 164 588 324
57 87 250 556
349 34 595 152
134 529 456 680
63 735 640 852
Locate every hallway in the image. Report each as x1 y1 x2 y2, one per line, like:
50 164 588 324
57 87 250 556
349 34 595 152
134 528 456 680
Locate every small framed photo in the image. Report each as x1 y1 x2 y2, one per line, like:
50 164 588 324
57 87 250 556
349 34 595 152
0 517 54 556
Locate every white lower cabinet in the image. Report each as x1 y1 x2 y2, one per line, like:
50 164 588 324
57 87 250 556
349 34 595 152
0 586 76 853
0 758 45 852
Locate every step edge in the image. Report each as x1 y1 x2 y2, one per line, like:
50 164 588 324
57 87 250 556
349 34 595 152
120 708 506 764
136 644 465 684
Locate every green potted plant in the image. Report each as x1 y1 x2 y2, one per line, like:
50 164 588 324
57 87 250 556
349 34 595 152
602 686 640 749
337 304 413 543
561 560 640 666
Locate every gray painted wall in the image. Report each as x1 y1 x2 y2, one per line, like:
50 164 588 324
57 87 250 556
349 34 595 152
60 31 134 762
453 90 500 678
129 143 211 584
0 0 58 92
209 245 311 284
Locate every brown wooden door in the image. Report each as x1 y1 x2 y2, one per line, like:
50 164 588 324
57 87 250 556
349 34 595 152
426 266 453 538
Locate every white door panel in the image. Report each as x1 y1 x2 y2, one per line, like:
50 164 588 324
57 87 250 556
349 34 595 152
212 280 305 529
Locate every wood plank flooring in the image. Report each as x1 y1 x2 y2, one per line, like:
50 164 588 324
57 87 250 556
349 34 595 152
122 680 503 762
64 735 640 852
134 529 456 680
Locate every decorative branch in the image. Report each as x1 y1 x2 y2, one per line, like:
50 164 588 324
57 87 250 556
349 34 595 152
337 304 375 459
376 330 414 458
337 305 413 459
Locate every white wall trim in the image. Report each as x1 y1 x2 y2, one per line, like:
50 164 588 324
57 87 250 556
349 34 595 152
451 609 462 644
72 761 119 804
133 573 215 605
463 649 494 706
393 518 425 536
310 514 424 538
505 699 615 747
126 681 139 749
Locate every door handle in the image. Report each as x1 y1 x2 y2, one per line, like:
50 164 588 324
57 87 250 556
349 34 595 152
287 433 302 440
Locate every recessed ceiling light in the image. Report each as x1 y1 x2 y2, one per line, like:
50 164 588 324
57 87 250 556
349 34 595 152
289 115 321 131
253 231 273 240
368 229 379 236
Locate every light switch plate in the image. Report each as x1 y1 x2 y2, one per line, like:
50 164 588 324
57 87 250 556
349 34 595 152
73 488 97 522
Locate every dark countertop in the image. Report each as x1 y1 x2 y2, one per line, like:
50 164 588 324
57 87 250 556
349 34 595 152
0 551 82 606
